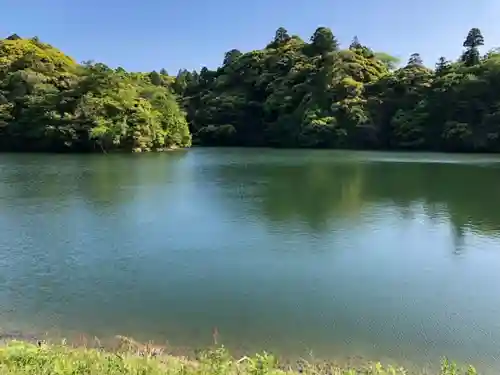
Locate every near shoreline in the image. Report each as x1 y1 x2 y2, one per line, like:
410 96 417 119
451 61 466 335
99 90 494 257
0 334 479 375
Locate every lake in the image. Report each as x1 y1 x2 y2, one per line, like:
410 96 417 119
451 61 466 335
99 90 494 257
1 149 500 372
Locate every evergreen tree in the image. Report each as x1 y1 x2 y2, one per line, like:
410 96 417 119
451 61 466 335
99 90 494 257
149 70 162 86
274 27 290 45
463 28 485 49
223 49 242 66
407 53 424 67
435 57 451 75
461 28 484 66
310 27 339 55
349 36 362 50
6 34 21 40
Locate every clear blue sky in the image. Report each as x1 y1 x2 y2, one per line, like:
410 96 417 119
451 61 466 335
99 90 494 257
1 0 498 73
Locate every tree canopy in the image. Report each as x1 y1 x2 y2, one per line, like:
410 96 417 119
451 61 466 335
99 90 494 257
0 35 191 152
2 26 500 153
173 26 500 152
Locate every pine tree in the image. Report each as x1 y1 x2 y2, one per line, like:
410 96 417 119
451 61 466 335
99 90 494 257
435 57 451 75
461 28 484 66
274 27 291 44
6 33 21 40
223 49 242 66
349 36 362 50
407 53 424 67
149 71 162 86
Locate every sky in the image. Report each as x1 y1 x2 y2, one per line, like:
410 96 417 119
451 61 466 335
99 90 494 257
1 0 499 73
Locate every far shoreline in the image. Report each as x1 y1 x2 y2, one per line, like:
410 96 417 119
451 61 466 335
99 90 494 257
1 146 500 156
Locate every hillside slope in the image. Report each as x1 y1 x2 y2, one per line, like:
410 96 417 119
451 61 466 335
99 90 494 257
0 35 191 152
174 27 500 152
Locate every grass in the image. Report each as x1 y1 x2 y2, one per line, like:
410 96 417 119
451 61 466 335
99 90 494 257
0 339 480 375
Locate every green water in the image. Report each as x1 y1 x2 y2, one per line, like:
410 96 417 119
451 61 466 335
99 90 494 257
1 149 500 371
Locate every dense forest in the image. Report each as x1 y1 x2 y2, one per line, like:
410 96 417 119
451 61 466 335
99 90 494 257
0 34 191 152
176 26 500 152
1 26 500 152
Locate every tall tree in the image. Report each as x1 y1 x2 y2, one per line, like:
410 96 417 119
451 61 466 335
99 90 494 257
199 67 216 87
435 57 451 75
349 36 362 50
407 53 424 67
6 34 21 40
463 27 485 49
310 27 339 55
223 49 243 66
461 28 484 66
149 70 162 86
274 27 290 45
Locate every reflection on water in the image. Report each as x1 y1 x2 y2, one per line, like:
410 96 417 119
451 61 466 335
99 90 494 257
205 149 500 241
0 149 500 373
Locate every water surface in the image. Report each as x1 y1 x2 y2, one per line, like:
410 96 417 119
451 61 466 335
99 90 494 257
1 149 500 372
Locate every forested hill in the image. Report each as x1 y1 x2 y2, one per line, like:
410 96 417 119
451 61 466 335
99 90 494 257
1 26 500 153
0 34 191 152
175 27 500 152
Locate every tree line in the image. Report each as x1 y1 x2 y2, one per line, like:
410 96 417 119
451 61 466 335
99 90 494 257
1 26 499 152
0 34 191 152
174 26 500 152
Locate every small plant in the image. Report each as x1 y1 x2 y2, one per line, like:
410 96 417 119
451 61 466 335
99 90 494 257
440 358 478 375
198 345 233 375
246 352 278 375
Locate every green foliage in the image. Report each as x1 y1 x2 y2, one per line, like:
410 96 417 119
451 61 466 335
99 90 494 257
310 27 339 55
407 53 424 67
268 27 291 48
176 26 499 152
463 28 484 49
0 36 191 152
197 124 237 146
462 28 485 67
435 57 452 75
149 70 162 86
223 49 243 66
349 36 362 50
2 26 499 153
0 341 481 375
179 26 387 148
373 52 400 70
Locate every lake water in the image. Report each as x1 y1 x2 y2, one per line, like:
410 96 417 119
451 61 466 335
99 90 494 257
1 149 500 372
